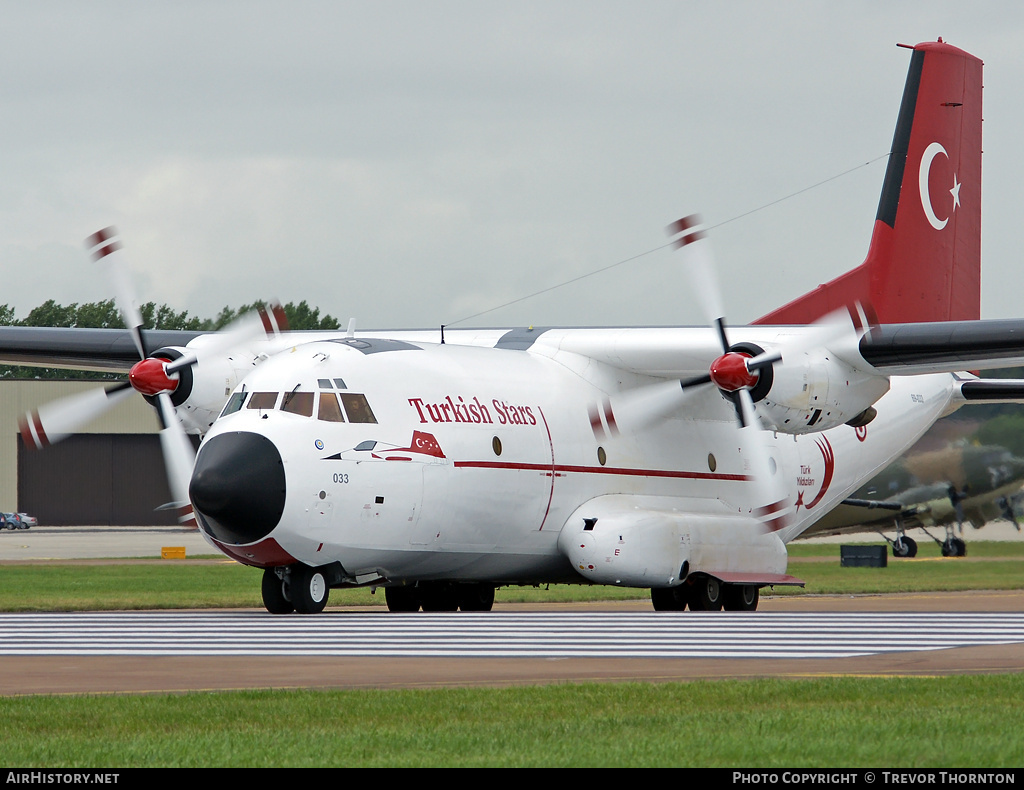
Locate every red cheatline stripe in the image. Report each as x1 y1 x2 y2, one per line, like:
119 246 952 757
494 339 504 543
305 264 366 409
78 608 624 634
453 459 747 482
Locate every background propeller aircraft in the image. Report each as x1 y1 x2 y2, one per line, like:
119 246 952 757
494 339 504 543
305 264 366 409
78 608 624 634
4 38 1024 614
803 440 1024 557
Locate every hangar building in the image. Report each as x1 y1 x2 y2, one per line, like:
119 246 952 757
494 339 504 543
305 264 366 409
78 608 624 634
0 380 183 526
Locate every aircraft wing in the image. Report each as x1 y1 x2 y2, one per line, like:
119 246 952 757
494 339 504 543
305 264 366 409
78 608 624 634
0 327 203 373
858 320 1024 376
6 317 1024 386
798 497 923 539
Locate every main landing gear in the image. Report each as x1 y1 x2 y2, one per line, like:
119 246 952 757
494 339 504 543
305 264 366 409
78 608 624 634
650 575 760 612
384 582 496 613
940 534 968 557
892 534 918 558
884 522 966 558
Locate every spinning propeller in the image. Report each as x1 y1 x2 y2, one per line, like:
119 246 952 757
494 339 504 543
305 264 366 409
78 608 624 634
616 215 857 532
18 227 288 526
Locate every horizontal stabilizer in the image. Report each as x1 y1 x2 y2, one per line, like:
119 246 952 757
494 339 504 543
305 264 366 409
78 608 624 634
957 379 1024 403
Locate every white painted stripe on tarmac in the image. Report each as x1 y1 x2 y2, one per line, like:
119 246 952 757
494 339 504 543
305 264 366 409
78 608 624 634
0 612 1022 659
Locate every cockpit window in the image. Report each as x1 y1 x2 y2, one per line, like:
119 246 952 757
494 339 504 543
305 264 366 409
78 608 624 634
317 379 332 389
317 392 345 422
220 391 248 417
281 391 314 417
247 392 279 411
340 393 377 424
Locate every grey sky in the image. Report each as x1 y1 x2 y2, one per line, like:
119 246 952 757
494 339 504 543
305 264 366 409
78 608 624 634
1 1 1022 330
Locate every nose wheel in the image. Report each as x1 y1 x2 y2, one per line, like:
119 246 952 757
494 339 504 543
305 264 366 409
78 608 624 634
261 568 294 614
261 565 330 614
291 566 330 613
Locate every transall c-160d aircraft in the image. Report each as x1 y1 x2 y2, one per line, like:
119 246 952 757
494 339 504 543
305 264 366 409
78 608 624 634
5 38 1024 614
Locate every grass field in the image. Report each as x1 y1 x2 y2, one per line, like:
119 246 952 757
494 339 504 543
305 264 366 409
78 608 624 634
0 539 1020 611
2 676 1023 767
0 541 1021 768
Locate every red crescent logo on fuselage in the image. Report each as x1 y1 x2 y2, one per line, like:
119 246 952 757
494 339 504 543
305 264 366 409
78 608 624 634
802 435 835 510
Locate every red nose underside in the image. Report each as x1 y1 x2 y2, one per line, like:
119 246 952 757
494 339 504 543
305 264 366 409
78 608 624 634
709 352 757 392
129 358 179 396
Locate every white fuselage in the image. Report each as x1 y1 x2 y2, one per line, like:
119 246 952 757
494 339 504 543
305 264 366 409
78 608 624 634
192 331 957 587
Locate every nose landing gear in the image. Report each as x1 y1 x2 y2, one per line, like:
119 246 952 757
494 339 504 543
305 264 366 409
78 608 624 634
261 564 332 614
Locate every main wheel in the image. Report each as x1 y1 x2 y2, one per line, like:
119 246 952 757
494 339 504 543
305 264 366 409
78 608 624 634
892 536 918 558
687 576 724 611
261 568 294 614
419 582 459 612
385 585 421 612
651 586 687 611
457 583 495 612
941 537 967 557
291 565 329 614
722 584 759 611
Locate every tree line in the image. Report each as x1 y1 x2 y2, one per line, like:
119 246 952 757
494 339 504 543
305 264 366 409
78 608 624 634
0 298 340 379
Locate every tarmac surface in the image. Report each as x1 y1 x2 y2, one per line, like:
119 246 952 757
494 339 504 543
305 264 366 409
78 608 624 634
0 524 1022 695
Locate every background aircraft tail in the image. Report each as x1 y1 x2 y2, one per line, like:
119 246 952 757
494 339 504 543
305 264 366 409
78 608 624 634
755 39 983 326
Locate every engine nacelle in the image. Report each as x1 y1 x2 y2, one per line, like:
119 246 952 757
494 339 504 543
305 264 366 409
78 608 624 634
149 344 264 434
739 343 890 435
556 495 789 588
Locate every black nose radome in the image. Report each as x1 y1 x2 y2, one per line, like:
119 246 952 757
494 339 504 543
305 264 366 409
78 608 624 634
190 431 286 544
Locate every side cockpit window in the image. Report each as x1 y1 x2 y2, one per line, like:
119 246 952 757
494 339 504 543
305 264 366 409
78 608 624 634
220 390 248 417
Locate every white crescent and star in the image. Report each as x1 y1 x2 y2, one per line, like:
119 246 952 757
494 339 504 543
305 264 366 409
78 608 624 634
919 141 961 231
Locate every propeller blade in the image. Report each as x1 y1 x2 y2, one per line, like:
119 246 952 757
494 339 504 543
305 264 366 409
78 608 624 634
735 389 791 532
165 301 288 375
85 227 147 360
156 392 198 527
667 215 728 352
610 378 711 431
745 306 857 373
665 214 795 533
19 383 134 449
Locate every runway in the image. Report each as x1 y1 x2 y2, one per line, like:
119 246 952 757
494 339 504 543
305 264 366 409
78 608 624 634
2 601 1024 695
3 610 1024 658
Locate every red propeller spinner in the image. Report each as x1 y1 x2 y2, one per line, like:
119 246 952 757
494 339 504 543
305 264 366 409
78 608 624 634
128 357 179 397
709 352 758 392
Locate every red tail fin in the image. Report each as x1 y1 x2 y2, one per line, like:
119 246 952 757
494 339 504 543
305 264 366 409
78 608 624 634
755 39 983 326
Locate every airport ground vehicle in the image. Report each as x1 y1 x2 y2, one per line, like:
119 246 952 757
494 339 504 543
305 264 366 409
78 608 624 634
2 513 31 530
